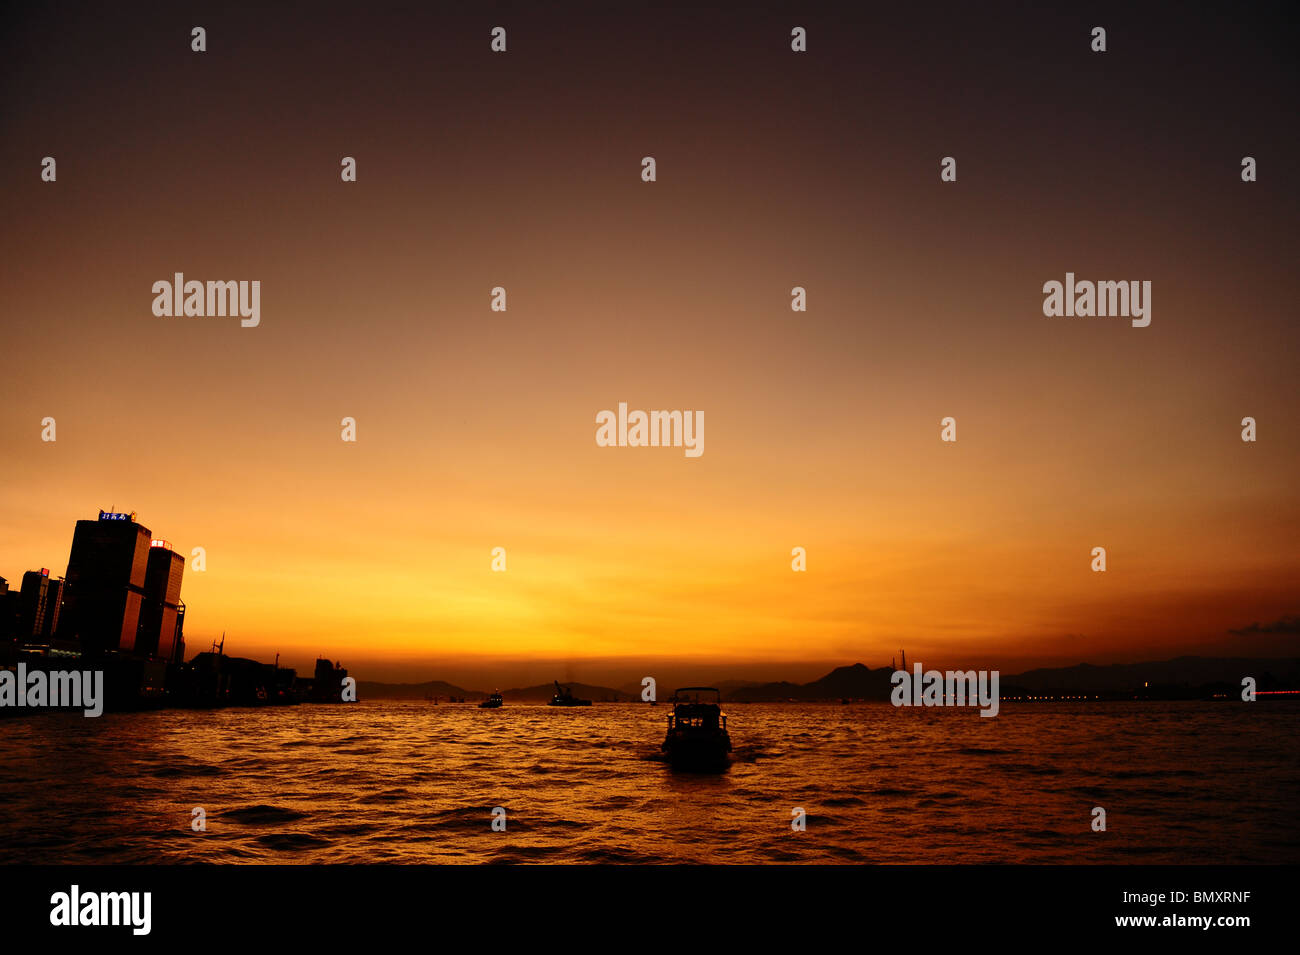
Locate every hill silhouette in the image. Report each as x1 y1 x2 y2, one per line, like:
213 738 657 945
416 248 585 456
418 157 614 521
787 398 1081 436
355 679 480 701
727 663 896 701
356 655 1300 702
500 682 633 702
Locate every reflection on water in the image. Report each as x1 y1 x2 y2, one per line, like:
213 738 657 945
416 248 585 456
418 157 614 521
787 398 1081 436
0 701 1296 863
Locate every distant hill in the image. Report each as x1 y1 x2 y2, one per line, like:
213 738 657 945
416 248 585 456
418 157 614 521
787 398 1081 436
617 678 767 698
357 655 1300 703
725 656 1300 701
1005 656 1300 692
728 663 896 701
357 679 655 703
710 679 768 695
356 679 480 701
501 682 634 702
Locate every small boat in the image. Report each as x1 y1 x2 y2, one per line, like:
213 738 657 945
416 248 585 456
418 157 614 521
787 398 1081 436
479 691 504 708
662 687 732 769
548 681 592 706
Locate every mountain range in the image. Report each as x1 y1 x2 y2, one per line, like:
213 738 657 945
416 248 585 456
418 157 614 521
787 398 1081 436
355 679 635 702
357 655 1300 702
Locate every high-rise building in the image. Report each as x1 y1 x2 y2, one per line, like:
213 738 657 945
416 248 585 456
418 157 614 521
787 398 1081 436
172 600 186 664
59 511 152 655
18 569 52 640
137 539 185 659
40 576 63 639
0 576 12 642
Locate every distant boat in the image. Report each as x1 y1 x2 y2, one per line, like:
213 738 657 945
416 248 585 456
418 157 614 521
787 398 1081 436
479 691 503 709
662 687 732 770
548 681 592 707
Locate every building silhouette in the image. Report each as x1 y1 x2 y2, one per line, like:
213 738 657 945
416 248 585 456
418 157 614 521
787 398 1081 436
41 576 63 639
2 508 355 708
0 576 10 642
137 540 185 661
17 570 49 638
58 511 152 655
17 569 62 641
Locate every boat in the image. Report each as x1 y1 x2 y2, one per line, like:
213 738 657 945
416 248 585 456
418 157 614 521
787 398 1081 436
479 691 503 709
548 681 592 706
662 687 732 769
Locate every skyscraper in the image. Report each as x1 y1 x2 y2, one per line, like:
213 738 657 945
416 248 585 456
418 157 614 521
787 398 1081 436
0 576 12 643
137 540 185 659
17 569 51 640
40 576 63 639
59 511 152 655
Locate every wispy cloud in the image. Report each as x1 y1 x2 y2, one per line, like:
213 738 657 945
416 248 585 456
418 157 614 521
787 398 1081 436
1230 614 1300 636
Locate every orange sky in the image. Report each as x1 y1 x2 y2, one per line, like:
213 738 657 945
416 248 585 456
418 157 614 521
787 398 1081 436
1 4 1297 683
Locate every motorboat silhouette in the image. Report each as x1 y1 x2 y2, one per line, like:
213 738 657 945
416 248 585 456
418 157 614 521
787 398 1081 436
479 691 503 708
662 687 732 769
548 681 592 706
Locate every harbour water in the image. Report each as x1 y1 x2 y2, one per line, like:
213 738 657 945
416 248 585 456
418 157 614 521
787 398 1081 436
1 701 1296 864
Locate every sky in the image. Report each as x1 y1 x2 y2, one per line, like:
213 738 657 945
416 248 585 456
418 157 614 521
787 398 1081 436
1 2 1297 685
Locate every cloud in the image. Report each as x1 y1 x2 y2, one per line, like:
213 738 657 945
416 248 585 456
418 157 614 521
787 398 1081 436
1230 614 1300 636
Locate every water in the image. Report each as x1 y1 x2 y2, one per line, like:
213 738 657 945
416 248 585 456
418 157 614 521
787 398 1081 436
1 701 1296 864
